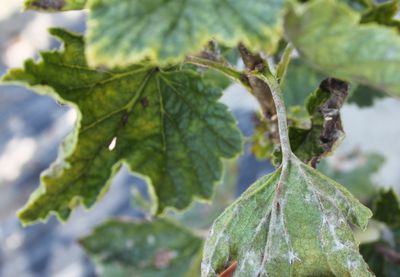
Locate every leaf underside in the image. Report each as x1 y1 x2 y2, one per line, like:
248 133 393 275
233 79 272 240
285 0 400 97
2 28 242 225
80 218 203 277
85 0 284 67
202 155 372 277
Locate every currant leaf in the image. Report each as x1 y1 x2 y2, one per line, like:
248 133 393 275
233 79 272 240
202 155 372 276
285 0 400 97
85 0 284 67
1 28 242 225
80 218 203 277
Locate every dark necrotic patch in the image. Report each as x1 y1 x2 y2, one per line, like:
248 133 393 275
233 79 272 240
31 0 65 10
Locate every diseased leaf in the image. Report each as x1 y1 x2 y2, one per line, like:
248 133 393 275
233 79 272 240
202 155 372 276
288 78 348 167
253 69 349 166
86 0 284 67
1 28 242 224
24 0 86 11
285 0 400 97
80 218 203 277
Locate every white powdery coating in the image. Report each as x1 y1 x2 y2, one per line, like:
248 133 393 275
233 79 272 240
203 158 370 276
288 250 301 264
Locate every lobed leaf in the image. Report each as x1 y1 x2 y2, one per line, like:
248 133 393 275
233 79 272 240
85 0 284 67
1 28 242 225
80 218 203 277
202 155 372 276
285 0 400 97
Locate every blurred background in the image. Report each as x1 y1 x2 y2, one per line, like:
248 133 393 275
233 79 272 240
1 0 400 276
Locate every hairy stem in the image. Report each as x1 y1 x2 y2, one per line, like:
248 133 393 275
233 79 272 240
185 55 251 91
258 74 292 165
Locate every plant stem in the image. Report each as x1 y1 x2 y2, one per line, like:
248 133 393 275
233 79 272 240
185 55 251 91
258 73 292 165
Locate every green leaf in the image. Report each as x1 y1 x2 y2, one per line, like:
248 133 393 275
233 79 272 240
360 0 400 30
24 0 86 11
318 152 384 201
85 0 284 67
360 242 400 277
282 59 325 109
171 160 239 230
347 85 386 108
202 155 372 276
373 189 400 228
285 0 400 97
360 189 400 276
1 28 242 225
340 0 371 12
80 218 203 277
278 78 348 167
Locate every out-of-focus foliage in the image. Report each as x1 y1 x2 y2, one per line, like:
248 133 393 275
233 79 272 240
318 152 385 201
80 219 203 277
361 189 400 276
286 0 400 97
85 0 284 67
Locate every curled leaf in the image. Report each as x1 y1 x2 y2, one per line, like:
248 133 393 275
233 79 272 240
289 78 348 167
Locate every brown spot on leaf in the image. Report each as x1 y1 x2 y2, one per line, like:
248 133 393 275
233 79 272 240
121 114 129 126
141 97 149 108
154 249 177 269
